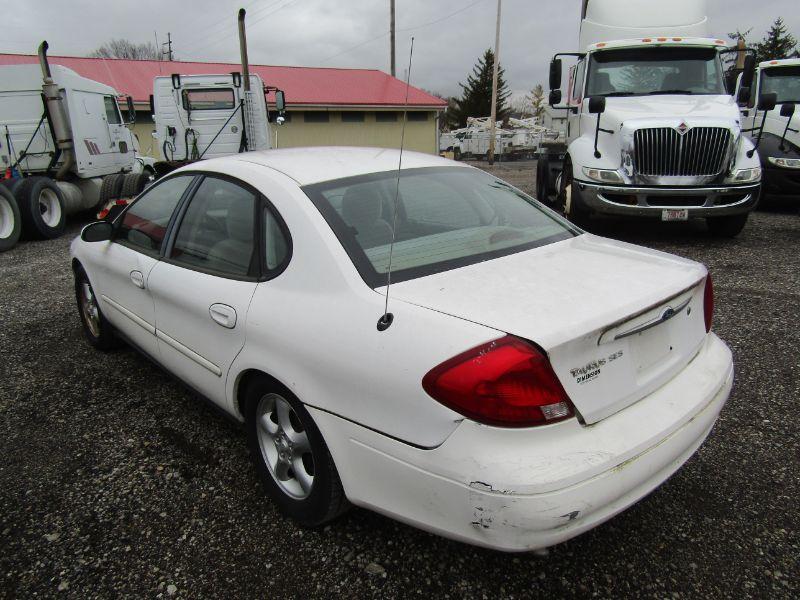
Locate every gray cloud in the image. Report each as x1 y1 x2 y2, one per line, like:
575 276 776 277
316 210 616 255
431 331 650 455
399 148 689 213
6 0 799 98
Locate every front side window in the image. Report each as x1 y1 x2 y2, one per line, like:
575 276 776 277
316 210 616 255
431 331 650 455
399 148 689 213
104 96 121 124
304 167 575 287
183 88 235 110
586 47 726 97
760 67 800 104
116 175 193 254
170 177 256 277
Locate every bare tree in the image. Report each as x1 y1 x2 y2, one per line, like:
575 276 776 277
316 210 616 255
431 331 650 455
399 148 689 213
89 39 162 60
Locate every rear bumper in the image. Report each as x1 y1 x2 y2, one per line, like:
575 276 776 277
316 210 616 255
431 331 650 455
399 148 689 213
311 334 733 552
574 181 760 217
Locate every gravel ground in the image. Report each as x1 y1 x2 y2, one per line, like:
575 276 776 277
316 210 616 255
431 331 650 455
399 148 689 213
1 164 798 599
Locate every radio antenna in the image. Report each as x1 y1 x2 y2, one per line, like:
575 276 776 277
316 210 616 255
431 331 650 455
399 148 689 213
377 36 414 332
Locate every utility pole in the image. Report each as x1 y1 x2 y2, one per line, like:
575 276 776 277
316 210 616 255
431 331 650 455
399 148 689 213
390 0 396 77
488 0 502 165
162 32 174 61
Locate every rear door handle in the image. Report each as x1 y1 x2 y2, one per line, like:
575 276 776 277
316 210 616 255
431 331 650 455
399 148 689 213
209 304 237 329
130 270 145 288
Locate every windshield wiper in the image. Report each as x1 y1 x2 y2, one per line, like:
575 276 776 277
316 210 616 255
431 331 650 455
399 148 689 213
601 91 636 97
649 90 695 95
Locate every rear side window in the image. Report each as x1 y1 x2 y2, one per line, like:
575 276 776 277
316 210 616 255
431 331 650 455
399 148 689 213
170 177 257 277
117 175 193 254
104 96 121 124
183 88 235 110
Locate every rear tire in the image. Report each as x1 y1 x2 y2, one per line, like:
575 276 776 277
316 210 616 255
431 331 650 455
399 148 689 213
244 378 349 527
99 173 125 206
0 186 21 252
707 213 748 237
14 176 66 239
121 172 150 199
74 265 119 350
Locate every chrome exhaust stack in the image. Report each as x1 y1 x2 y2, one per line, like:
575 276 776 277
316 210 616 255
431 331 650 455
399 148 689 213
38 41 75 179
238 9 251 93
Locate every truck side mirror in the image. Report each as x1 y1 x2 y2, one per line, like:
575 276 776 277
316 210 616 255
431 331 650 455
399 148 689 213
758 92 777 112
549 89 562 107
549 59 562 91
275 90 286 113
737 86 751 106
81 221 113 242
780 103 795 118
588 96 606 114
741 55 756 89
126 96 136 124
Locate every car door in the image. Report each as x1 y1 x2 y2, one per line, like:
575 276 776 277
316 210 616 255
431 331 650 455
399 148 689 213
90 175 196 357
147 175 263 407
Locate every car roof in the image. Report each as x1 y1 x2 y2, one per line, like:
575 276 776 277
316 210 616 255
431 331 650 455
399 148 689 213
201 146 469 186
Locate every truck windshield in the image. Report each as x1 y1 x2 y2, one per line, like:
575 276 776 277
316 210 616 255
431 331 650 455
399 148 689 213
586 47 726 97
760 67 800 104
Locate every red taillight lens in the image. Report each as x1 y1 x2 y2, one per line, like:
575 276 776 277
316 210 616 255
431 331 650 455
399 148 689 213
703 274 714 333
422 336 575 427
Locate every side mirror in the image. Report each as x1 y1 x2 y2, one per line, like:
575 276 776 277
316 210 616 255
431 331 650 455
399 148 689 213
549 89 562 107
81 221 113 242
737 86 751 105
126 96 136 124
741 55 756 88
780 103 795 118
758 92 777 112
588 96 606 114
549 59 562 91
274 89 286 113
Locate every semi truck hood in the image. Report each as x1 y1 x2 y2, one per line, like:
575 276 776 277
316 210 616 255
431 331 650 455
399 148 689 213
598 94 741 128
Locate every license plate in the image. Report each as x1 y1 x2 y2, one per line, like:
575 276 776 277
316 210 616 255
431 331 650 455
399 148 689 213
662 209 689 221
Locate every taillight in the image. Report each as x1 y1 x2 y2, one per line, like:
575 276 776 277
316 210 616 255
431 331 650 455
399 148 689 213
703 274 714 333
422 336 575 427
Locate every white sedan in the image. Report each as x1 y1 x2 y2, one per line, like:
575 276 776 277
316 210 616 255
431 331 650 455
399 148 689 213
71 148 733 552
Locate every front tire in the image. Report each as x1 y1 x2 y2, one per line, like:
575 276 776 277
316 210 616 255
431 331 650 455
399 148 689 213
244 378 348 527
557 160 590 228
707 213 748 237
74 265 119 350
0 185 21 252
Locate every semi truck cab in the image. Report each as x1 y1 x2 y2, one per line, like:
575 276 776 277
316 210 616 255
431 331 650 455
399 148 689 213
736 59 800 201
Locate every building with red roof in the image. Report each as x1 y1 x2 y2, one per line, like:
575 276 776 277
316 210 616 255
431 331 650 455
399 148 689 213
0 53 448 157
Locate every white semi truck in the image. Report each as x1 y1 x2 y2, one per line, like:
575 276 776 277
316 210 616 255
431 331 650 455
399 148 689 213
150 8 285 178
539 0 770 237
0 42 153 251
735 59 800 202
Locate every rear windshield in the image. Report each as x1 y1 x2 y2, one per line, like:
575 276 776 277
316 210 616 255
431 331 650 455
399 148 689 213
303 167 576 287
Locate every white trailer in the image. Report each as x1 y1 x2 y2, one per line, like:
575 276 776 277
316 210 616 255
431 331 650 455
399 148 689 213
541 0 767 237
0 42 152 251
735 58 800 202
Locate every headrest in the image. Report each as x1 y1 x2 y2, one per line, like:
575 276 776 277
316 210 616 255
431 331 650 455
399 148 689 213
341 185 382 227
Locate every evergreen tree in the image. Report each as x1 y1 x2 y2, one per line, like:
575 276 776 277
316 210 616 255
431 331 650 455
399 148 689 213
754 18 798 62
452 49 511 127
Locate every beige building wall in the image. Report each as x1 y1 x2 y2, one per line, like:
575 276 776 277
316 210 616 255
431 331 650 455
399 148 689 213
130 109 441 159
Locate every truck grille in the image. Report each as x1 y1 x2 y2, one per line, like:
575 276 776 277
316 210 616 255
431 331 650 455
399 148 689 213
633 127 731 177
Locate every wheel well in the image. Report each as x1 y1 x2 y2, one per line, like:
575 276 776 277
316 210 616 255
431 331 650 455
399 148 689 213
235 369 291 420
71 258 82 273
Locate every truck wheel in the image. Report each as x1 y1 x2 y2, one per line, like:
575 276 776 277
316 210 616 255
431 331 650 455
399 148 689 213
14 176 66 240
453 148 461 161
0 186 21 252
99 174 125 207
707 213 749 237
121 172 150 199
1 178 22 196
558 161 590 229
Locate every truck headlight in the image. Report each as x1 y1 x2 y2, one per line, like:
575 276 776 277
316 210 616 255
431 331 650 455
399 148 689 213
582 167 624 184
767 157 800 169
727 168 761 183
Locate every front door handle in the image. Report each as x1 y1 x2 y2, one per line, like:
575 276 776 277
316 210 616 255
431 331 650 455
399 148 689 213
130 270 145 288
209 303 237 329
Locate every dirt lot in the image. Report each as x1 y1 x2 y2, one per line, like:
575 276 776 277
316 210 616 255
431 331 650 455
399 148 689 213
1 162 798 599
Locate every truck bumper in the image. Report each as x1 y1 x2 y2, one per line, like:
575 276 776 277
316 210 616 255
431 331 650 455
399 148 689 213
574 181 760 218
309 334 733 552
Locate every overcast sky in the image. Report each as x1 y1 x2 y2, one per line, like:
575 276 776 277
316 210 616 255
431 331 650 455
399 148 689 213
4 0 799 99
